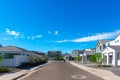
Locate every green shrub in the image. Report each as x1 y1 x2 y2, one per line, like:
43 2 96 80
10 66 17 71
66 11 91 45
34 57 42 64
21 62 30 66
89 53 103 67
89 55 96 62
0 67 9 73
101 65 111 67
54 57 57 60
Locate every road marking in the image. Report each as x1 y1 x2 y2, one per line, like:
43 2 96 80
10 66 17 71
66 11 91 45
72 75 87 79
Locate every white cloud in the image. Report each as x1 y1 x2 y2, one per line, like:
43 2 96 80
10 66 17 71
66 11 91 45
48 31 51 34
31 35 43 40
6 28 20 37
54 31 58 35
27 36 30 39
80 44 87 46
2 38 11 41
56 30 120 43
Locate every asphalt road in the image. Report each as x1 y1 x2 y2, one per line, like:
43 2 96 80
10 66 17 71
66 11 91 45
22 61 103 80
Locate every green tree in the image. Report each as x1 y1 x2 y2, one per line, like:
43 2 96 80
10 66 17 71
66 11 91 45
89 55 96 62
89 53 103 67
54 57 57 60
34 56 42 64
95 53 103 67
0 54 2 61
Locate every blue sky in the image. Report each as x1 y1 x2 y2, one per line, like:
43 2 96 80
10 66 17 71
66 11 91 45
0 0 120 53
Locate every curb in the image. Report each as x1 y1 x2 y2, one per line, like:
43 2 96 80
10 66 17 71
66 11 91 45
69 61 120 80
16 62 51 80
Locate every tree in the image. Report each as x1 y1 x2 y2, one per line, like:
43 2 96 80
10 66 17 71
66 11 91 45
0 54 3 67
95 53 103 67
54 57 57 60
89 53 103 67
0 54 2 61
89 55 96 62
34 56 42 64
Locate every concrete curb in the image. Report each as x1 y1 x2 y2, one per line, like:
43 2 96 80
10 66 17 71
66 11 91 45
69 61 120 80
17 62 51 80
0 62 50 80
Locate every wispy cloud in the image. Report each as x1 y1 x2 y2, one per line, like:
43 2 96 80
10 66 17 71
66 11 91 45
54 31 58 35
56 30 120 43
2 38 11 41
31 35 43 40
48 31 51 34
6 28 20 37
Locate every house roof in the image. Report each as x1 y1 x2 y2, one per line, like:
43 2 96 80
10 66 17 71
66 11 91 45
84 51 95 55
0 46 31 53
109 46 120 50
99 40 111 44
96 40 111 47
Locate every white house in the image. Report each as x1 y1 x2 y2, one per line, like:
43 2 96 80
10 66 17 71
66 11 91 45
71 50 83 57
96 40 111 53
0 46 40 67
81 49 95 63
106 35 120 46
102 46 120 66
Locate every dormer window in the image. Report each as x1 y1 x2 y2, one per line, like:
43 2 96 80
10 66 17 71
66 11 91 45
100 46 102 50
103 44 106 49
108 43 110 46
115 40 119 43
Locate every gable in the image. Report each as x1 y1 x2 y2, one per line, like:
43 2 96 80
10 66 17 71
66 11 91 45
102 47 115 53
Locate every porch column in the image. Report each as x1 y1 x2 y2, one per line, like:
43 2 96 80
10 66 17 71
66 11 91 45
82 53 84 64
107 53 109 65
102 54 104 65
113 52 117 66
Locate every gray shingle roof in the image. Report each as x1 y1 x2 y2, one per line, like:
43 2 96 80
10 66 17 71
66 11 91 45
84 51 95 55
96 40 111 47
109 46 120 50
99 40 111 44
0 46 30 52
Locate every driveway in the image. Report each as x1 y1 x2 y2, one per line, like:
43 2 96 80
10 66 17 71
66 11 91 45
22 61 103 80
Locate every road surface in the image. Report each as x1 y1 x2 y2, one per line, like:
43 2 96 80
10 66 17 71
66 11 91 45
22 61 103 80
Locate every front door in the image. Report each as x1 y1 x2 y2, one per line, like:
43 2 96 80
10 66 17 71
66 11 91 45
109 55 113 64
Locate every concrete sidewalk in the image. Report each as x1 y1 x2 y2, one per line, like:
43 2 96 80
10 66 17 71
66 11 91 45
69 61 120 80
0 62 49 80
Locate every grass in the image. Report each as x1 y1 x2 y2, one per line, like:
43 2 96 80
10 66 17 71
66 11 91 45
0 67 9 73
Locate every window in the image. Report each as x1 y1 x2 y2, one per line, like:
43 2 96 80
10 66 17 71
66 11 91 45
115 40 119 43
117 52 120 60
103 44 106 49
22 53 25 56
100 46 102 50
108 43 110 46
27 54 29 56
4 53 20 59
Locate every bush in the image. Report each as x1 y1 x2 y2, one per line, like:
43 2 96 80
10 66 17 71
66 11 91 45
89 53 103 67
89 55 96 62
54 57 57 60
101 65 111 67
0 67 9 73
74 56 81 61
21 62 30 67
34 57 42 64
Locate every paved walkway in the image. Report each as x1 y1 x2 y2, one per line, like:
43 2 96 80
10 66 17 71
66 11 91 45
0 70 29 80
76 61 120 76
0 62 49 80
22 61 103 80
69 61 120 80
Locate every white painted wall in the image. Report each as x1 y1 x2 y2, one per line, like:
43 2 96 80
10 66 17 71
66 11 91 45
118 60 120 66
0 55 30 67
106 35 120 46
102 47 120 66
102 47 116 66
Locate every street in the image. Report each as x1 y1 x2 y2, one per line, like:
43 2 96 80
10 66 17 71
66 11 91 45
22 61 103 80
